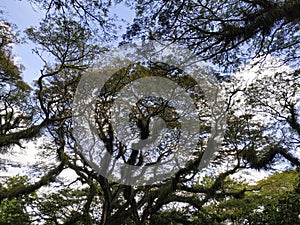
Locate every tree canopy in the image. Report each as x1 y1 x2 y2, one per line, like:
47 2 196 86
0 0 299 224
124 0 300 73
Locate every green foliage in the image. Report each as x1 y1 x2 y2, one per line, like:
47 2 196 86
0 1 299 225
0 14 34 157
246 193 300 225
0 176 34 225
0 15 30 95
0 198 31 225
34 187 96 224
204 170 300 224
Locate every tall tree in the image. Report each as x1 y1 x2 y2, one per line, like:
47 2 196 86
0 1 299 224
0 15 33 158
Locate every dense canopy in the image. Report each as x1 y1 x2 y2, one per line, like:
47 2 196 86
0 0 299 224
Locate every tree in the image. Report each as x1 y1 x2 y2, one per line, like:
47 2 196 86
0 0 299 224
0 176 35 225
125 0 300 72
0 15 33 150
204 169 300 224
243 66 300 168
28 0 120 41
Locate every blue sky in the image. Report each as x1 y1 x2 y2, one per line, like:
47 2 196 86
0 0 44 84
0 0 135 176
0 0 134 85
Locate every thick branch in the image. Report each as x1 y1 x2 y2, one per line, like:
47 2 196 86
0 161 65 202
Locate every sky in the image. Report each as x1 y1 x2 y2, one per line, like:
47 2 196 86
0 0 44 84
0 1 295 183
0 0 134 84
0 0 135 178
